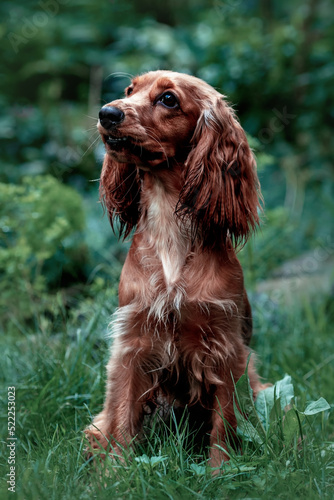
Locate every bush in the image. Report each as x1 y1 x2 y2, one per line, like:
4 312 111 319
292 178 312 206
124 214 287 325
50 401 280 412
0 175 87 329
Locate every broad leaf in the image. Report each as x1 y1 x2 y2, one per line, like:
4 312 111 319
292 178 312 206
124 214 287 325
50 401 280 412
190 463 206 476
255 375 294 427
300 397 331 416
283 408 302 445
234 360 267 442
234 404 264 444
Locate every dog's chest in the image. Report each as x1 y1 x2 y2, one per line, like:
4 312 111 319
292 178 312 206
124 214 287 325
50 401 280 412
146 182 189 287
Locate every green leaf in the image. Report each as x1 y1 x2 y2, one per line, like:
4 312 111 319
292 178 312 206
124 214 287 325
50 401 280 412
283 408 301 445
233 359 267 443
255 375 294 427
234 371 254 415
149 456 168 467
269 396 283 426
135 454 150 464
234 406 264 444
300 398 331 416
190 463 206 476
134 454 168 469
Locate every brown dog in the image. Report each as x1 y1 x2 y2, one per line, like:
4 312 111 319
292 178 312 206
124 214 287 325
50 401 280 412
85 70 265 468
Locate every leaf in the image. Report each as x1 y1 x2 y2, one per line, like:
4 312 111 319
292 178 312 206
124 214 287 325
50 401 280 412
283 408 301 445
300 398 331 416
274 376 295 409
135 454 168 469
255 375 294 427
149 456 168 467
234 371 254 415
269 396 283 426
235 407 264 444
233 359 267 443
135 454 150 464
190 463 206 476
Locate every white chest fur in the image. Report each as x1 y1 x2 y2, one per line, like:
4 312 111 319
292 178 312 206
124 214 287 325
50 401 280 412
146 180 189 288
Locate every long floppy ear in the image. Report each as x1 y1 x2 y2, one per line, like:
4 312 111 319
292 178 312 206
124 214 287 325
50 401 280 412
99 154 141 239
177 97 262 248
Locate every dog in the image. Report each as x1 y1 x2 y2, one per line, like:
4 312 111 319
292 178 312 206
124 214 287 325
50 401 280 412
85 70 266 468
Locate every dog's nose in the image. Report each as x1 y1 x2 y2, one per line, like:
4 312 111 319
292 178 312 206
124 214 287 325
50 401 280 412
99 106 125 129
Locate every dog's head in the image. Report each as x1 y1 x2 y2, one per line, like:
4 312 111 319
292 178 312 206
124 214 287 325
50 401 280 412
99 70 261 245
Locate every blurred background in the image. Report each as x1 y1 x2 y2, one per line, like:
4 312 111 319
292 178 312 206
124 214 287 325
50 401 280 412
1 0 334 334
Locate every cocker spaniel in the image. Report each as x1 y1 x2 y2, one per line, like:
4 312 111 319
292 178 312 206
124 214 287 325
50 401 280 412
85 70 266 469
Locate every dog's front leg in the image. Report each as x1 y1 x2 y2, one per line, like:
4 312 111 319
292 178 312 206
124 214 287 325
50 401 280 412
209 383 237 470
85 339 155 459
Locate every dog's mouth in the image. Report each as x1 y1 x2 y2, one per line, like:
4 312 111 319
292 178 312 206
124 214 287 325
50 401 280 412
104 134 131 149
103 134 164 162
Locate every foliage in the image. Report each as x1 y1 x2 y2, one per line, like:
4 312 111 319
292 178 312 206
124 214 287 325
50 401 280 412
233 372 330 459
1 1 334 209
0 175 87 328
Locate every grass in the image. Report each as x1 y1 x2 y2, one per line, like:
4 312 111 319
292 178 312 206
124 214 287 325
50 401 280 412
1 289 334 499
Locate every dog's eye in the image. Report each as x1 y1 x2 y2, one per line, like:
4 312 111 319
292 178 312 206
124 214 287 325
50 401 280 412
126 87 133 96
158 92 178 108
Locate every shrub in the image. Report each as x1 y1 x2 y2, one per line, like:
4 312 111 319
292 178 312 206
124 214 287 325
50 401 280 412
0 175 87 329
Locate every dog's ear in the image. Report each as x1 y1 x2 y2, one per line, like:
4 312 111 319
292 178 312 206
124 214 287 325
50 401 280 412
177 97 262 247
100 155 140 239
